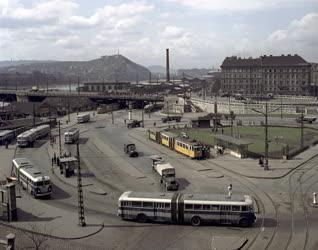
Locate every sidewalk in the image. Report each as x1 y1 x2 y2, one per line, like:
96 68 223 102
209 144 318 179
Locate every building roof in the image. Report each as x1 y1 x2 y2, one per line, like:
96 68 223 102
83 81 130 86
221 54 309 68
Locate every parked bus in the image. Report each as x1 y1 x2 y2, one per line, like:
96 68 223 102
17 124 50 147
17 130 36 147
77 113 90 123
0 130 14 145
34 125 50 139
64 128 79 144
12 158 52 198
118 191 256 227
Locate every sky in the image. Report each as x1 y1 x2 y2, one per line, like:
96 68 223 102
0 0 317 68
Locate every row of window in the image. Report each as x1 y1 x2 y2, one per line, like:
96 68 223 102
121 201 171 209
184 204 251 212
223 68 309 73
120 201 252 212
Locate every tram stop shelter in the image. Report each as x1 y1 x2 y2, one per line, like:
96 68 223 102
59 157 78 178
213 134 250 158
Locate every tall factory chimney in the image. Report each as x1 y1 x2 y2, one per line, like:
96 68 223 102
166 48 170 82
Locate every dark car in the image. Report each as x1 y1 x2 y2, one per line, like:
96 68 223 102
124 143 139 157
127 120 142 128
162 116 181 123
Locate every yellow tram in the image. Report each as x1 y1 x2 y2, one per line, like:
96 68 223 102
174 137 203 159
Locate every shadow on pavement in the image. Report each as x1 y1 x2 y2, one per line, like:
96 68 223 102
176 178 190 191
49 183 72 200
16 208 62 222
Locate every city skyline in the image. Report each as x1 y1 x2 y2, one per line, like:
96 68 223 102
0 0 317 68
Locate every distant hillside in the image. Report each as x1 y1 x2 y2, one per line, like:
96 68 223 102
148 65 166 75
0 60 53 68
0 55 150 82
177 68 210 78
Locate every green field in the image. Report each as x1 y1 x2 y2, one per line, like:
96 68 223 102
170 126 318 157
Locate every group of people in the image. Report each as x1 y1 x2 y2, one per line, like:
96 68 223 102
259 157 269 170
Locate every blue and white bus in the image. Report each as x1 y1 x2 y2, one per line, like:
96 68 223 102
118 191 256 227
12 158 52 198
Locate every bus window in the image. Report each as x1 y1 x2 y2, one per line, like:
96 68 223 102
164 203 170 209
242 206 247 211
211 205 219 211
202 205 210 210
132 201 142 207
185 204 193 210
232 206 240 212
194 204 202 210
143 202 153 208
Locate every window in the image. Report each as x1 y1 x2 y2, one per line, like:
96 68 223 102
194 204 202 210
241 206 247 211
132 201 142 207
164 203 170 209
211 205 219 211
185 204 193 210
143 202 153 208
232 206 240 211
202 205 210 210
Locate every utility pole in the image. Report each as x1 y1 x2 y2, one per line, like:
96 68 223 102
58 121 62 156
76 143 86 227
251 101 279 170
111 111 114 124
68 80 71 123
141 102 144 128
300 108 304 149
32 102 36 127
48 105 52 140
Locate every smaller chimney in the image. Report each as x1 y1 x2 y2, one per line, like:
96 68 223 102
166 48 170 82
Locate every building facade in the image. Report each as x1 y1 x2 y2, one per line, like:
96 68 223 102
220 54 312 96
79 82 130 93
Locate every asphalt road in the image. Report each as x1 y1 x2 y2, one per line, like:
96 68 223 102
9 109 318 249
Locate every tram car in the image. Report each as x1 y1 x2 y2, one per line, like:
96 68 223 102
148 128 162 143
174 137 203 159
160 131 177 149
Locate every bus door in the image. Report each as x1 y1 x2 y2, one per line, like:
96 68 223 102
220 205 231 224
154 202 166 221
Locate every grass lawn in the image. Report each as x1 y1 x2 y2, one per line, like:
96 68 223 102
170 126 318 156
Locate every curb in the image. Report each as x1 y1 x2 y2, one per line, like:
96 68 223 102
211 152 318 180
0 221 105 240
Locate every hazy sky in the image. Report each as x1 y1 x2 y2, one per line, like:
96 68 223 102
0 0 317 68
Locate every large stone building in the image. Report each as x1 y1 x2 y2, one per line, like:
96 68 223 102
220 54 312 96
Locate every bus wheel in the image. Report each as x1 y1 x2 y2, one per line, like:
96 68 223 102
239 218 249 227
191 216 201 226
137 214 147 223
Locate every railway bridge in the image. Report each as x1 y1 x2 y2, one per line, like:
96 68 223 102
0 89 164 103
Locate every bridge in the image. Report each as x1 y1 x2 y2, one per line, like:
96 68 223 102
0 89 164 103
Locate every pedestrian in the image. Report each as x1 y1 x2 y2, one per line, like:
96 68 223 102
154 122 156 127
51 157 54 166
259 157 263 167
57 157 60 167
221 128 224 134
5 140 8 149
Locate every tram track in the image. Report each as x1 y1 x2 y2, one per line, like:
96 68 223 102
127 130 278 250
284 159 318 250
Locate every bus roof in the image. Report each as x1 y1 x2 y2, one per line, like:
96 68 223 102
119 191 175 203
13 158 33 167
175 137 202 146
20 166 50 182
183 194 253 206
0 130 13 137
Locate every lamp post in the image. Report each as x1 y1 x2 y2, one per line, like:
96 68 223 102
251 101 280 170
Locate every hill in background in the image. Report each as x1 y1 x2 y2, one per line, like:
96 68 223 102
0 55 150 83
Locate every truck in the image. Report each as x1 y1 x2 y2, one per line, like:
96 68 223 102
127 120 142 128
152 160 178 191
124 143 139 157
161 115 181 123
295 115 317 124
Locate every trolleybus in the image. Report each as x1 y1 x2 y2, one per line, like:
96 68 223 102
64 128 79 144
77 113 90 123
12 158 52 198
118 191 256 227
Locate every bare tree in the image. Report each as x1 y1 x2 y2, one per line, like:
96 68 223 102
22 223 51 250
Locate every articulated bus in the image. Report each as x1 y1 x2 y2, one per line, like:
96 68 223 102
64 128 79 144
12 158 52 198
118 191 256 227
